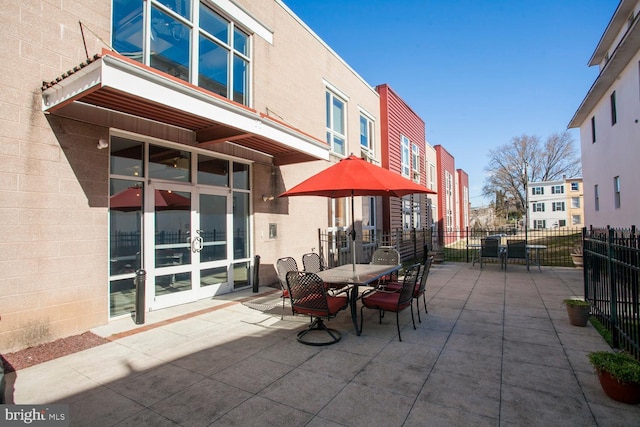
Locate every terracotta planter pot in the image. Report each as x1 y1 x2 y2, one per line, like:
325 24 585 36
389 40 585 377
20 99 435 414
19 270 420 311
566 304 589 326
597 370 640 404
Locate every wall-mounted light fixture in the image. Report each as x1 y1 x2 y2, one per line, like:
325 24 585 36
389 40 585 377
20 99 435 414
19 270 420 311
262 195 275 202
97 138 109 149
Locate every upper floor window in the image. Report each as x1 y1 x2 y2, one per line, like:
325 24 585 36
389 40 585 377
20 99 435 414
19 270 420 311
571 182 579 191
401 135 410 177
571 197 580 209
532 187 544 195
572 215 581 225
551 185 564 194
326 91 346 156
359 112 374 155
614 176 621 208
533 219 546 229
532 203 545 212
594 184 599 211
610 91 617 126
552 202 565 211
428 163 436 191
591 116 596 143
411 143 420 182
113 0 251 106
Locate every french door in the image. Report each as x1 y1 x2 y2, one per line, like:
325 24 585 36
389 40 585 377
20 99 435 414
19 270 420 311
148 182 231 309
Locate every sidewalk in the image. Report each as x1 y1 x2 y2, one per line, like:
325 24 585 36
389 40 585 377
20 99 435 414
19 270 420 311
10 263 640 426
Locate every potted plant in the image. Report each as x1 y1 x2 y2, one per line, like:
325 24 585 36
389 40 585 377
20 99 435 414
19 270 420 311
563 298 590 326
570 243 583 267
588 351 640 404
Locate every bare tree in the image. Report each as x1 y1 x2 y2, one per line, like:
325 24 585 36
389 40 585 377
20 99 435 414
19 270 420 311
483 132 581 217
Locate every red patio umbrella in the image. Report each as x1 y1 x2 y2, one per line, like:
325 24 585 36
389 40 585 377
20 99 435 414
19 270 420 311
280 154 437 269
110 186 191 211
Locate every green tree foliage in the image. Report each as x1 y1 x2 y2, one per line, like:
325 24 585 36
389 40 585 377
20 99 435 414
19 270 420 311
483 132 581 217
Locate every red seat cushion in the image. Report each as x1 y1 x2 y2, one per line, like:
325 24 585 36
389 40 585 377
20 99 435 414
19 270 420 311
294 295 347 317
362 291 409 311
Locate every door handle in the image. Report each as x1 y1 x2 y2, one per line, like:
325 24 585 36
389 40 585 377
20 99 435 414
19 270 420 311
191 230 203 253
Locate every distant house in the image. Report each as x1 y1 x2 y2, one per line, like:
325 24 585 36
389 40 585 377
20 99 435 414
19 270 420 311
569 0 640 227
528 178 584 229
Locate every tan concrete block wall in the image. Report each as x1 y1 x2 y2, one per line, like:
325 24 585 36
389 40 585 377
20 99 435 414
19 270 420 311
241 1 382 271
0 1 111 352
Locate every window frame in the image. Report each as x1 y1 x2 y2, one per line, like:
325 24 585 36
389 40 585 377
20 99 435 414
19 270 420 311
326 89 347 156
401 135 410 177
359 109 375 156
112 0 252 106
411 143 420 182
532 202 545 212
614 176 621 209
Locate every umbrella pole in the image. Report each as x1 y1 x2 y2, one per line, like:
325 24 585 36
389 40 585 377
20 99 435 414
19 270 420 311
351 193 356 272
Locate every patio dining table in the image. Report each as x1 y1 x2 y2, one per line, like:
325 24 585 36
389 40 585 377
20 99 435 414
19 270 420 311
316 263 401 336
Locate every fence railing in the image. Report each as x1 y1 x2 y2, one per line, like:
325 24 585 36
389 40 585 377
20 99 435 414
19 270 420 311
584 225 640 360
317 227 583 268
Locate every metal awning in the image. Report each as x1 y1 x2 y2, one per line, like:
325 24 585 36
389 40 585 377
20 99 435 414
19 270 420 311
42 49 329 165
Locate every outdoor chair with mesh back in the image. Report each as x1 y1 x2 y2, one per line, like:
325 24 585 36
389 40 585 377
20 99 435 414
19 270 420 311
302 252 325 273
480 238 505 269
276 257 298 319
383 256 433 323
504 239 532 271
370 247 401 286
359 263 421 341
285 270 349 346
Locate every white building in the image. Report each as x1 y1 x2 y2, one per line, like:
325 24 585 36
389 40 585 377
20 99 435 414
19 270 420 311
569 0 640 228
528 178 584 229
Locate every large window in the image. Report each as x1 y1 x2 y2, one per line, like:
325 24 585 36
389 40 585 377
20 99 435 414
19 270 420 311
359 112 374 155
411 143 420 182
113 0 251 106
326 91 346 156
401 135 410 177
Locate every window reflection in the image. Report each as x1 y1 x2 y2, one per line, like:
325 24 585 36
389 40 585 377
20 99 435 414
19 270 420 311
233 162 249 189
149 145 191 182
150 6 191 82
198 155 229 186
233 192 249 260
198 35 228 96
112 0 143 61
110 137 144 177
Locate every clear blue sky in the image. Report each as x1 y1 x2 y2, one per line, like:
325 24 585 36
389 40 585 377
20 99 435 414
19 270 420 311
283 0 618 207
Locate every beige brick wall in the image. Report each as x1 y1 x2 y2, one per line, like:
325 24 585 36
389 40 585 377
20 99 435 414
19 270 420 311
0 1 111 352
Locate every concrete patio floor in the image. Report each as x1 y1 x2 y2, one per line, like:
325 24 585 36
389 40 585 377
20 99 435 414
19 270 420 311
10 262 640 426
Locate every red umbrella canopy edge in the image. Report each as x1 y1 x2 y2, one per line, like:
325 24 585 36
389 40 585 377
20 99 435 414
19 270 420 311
279 154 437 198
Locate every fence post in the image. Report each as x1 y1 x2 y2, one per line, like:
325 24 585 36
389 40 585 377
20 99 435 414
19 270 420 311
608 226 619 348
582 227 588 301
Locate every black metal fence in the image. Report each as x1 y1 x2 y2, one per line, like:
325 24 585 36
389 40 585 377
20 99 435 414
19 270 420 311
317 226 583 268
584 226 640 360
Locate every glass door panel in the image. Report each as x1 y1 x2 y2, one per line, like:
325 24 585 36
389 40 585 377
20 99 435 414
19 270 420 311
152 186 193 306
198 192 231 296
